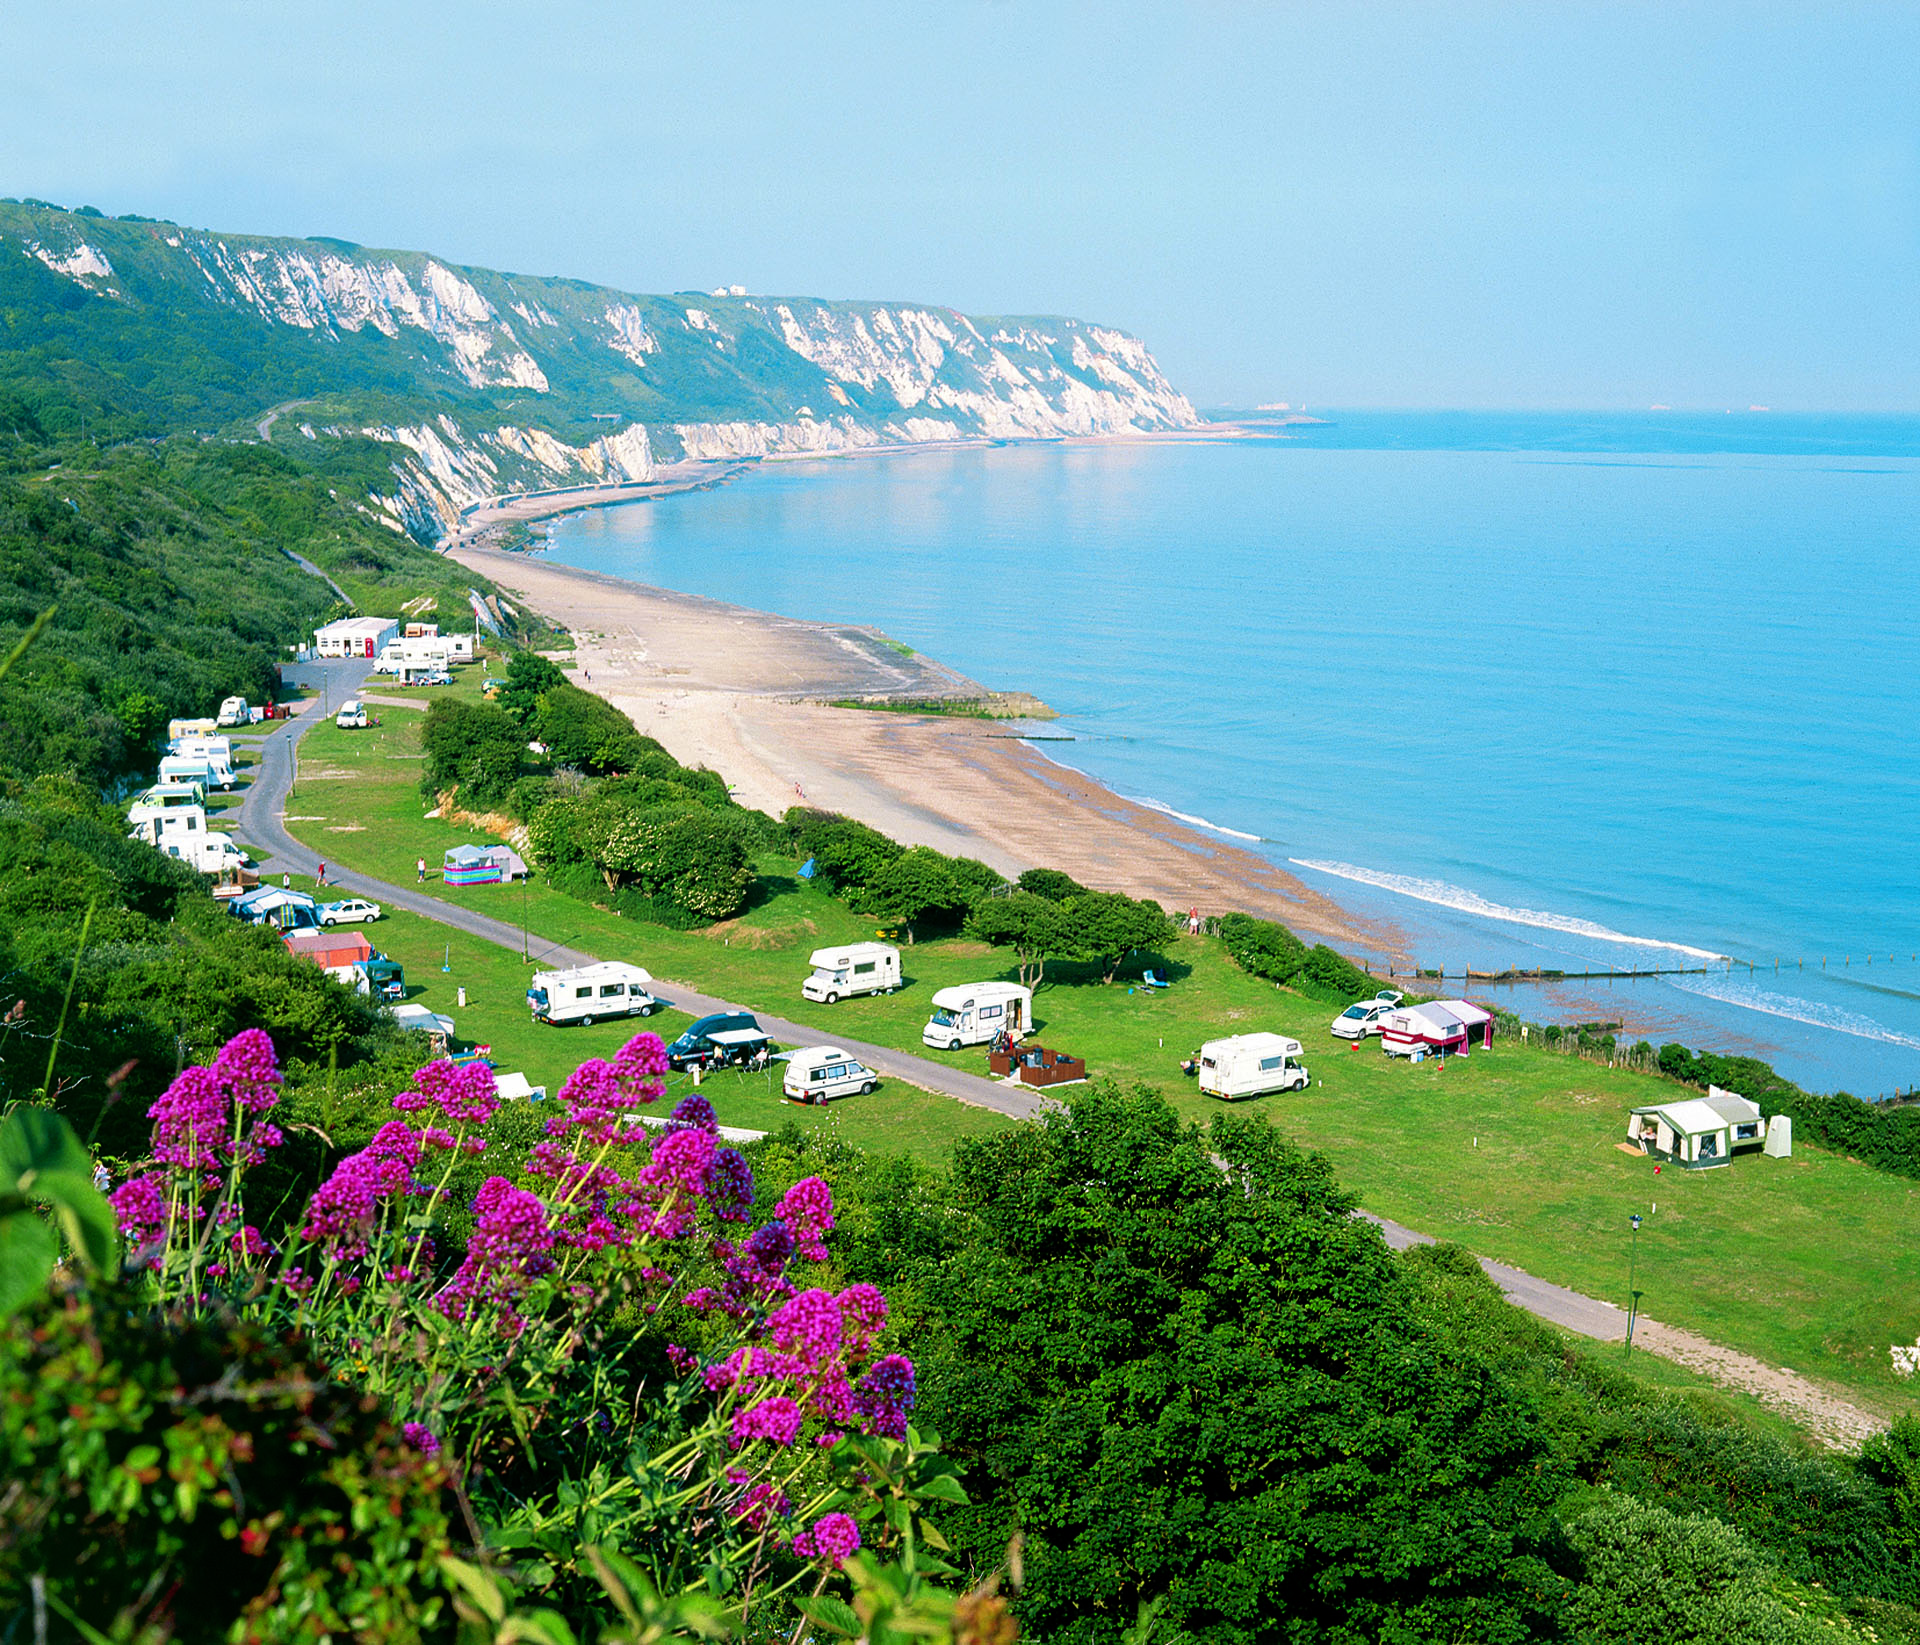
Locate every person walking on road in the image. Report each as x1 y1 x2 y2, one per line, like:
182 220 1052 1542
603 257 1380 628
316 860 327 887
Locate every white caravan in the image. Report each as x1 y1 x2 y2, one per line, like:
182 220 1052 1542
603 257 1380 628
1196 1033 1310 1100
801 942 901 1004
527 961 660 1026
922 982 1032 1051
782 1046 879 1103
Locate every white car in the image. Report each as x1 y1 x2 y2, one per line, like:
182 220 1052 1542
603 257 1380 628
1329 990 1405 1040
319 898 383 926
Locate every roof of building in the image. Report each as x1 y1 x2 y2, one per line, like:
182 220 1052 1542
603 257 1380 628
316 616 398 637
1631 1098 1734 1135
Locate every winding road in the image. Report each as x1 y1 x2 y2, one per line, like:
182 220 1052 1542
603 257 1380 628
228 661 1887 1445
231 658 1046 1122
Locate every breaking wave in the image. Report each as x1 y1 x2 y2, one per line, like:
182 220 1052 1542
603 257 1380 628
1670 973 1920 1053
1132 795 1262 842
1288 859 1727 961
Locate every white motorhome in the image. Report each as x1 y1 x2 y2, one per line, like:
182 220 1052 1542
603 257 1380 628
335 700 372 729
128 783 206 827
159 753 233 791
216 696 251 728
1196 1033 1309 1101
801 943 901 1004
782 1046 879 1104
527 962 660 1026
922 982 1032 1050
130 810 250 873
169 734 233 765
375 637 454 674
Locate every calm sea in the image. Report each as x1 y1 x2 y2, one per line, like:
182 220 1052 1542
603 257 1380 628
543 412 1920 1098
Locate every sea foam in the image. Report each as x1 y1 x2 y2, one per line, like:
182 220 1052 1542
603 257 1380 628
1670 973 1920 1054
1288 859 1727 962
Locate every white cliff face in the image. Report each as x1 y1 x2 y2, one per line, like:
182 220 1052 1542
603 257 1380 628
28 241 114 281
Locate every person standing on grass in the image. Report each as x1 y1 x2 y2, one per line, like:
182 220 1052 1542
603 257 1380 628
417 857 426 882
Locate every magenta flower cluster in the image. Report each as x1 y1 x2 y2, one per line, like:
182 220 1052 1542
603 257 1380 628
147 1027 283 1170
300 1121 423 1260
791 1512 861 1568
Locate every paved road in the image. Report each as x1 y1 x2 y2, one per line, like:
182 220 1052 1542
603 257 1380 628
231 664 1044 1122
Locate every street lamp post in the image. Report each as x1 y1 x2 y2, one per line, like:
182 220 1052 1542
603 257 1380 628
1626 1212 1643 1355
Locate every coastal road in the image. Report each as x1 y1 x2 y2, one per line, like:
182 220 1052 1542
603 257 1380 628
231 668 1045 1122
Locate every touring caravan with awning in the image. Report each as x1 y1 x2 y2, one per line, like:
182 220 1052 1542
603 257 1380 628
1380 999 1494 1058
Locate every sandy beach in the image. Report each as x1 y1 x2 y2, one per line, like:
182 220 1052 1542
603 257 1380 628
450 540 1393 952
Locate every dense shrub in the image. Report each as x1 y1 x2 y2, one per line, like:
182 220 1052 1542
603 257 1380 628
786 808 904 896
853 1086 1566 1645
419 696 525 810
1016 868 1087 902
1216 910 1310 984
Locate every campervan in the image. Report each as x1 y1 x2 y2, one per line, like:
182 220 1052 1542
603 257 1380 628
801 943 901 1004
921 982 1032 1051
130 809 251 874
335 700 372 730
159 754 233 792
216 696 251 728
665 1011 762 1070
167 717 218 741
1196 1033 1309 1100
527 962 660 1026
782 1046 879 1104
169 734 234 766
128 784 207 829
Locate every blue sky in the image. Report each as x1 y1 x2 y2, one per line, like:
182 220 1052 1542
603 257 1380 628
3 1 1915 408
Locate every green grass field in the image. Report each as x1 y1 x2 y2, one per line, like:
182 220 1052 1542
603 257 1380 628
282 690 1920 1417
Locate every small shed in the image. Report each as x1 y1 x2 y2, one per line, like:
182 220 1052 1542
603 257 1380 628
1625 1088 1764 1169
443 843 527 885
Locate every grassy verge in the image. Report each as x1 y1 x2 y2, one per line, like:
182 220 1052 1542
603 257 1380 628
283 701 1920 1417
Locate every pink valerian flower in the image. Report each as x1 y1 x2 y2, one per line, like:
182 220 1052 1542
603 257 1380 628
666 1342 698 1374
837 1283 887 1357
640 1126 715 1195
730 1395 803 1449
228 1224 271 1260
703 1148 754 1222
668 1092 718 1132
765 1288 843 1371
730 1479 792 1531
854 1355 917 1441
299 1122 422 1259
401 1422 441 1456
146 1030 284 1170
792 1512 861 1568
775 1177 834 1261
394 1058 498 1127
110 1172 172 1246
435 1177 556 1321
613 1032 669 1099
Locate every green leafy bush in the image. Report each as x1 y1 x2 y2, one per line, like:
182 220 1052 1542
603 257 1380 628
420 697 526 810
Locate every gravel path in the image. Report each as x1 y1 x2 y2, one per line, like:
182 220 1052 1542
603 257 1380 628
1364 1211 1886 1449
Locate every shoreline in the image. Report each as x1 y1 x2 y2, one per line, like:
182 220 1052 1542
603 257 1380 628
436 421 1280 550
448 538 1399 954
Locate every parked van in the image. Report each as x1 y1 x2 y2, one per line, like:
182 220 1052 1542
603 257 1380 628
922 982 1032 1051
216 696 251 728
335 700 372 729
169 734 234 766
1196 1033 1309 1101
527 962 660 1026
133 818 251 875
782 1046 879 1103
801 943 900 1004
666 1010 761 1070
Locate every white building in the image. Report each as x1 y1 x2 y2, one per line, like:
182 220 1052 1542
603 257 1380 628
315 617 400 659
